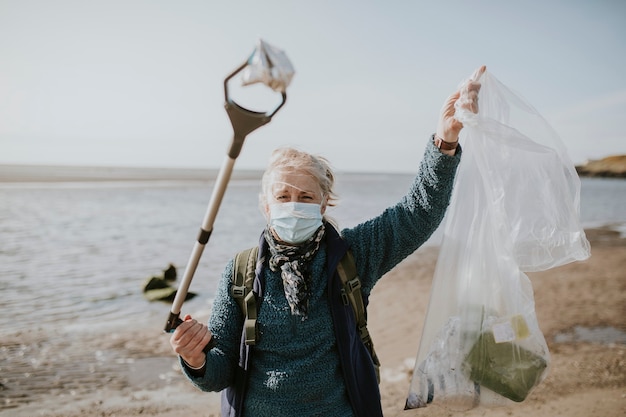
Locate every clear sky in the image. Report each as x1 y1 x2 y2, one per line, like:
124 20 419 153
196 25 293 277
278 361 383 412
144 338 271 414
1 0 624 173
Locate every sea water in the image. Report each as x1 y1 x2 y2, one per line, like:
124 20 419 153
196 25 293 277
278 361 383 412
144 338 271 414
0 172 417 336
0 175 624 337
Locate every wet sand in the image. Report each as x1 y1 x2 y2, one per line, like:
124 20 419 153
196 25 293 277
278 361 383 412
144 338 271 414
1 227 624 417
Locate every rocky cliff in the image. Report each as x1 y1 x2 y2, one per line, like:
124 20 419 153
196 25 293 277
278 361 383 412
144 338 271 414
575 155 626 178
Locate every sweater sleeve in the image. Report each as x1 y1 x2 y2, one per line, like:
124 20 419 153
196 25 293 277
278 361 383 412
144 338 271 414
178 259 243 392
341 136 461 294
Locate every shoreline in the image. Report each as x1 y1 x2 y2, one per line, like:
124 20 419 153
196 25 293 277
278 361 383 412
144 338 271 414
1 227 624 417
0 164 262 183
4 162 626 183
0 164 416 183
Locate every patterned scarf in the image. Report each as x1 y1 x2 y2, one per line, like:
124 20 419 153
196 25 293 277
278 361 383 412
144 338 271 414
264 224 326 320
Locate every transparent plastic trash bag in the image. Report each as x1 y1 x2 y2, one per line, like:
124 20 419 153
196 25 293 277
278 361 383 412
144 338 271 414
241 38 295 93
405 71 590 411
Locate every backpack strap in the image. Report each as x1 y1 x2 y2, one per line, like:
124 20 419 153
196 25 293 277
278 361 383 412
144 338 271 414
232 246 259 346
231 245 380 381
336 250 381 382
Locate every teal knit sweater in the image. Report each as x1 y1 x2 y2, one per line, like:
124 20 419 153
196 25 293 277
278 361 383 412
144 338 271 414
181 138 461 416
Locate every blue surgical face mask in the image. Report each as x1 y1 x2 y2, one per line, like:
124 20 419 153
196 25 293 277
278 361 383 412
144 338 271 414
269 202 323 244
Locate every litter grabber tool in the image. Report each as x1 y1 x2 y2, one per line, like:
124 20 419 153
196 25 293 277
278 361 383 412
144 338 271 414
164 39 295 334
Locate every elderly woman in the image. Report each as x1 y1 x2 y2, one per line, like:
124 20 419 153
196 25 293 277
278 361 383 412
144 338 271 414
170 66 486 417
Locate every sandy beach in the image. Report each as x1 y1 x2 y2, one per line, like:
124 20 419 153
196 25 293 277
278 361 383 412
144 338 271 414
1 227 624 417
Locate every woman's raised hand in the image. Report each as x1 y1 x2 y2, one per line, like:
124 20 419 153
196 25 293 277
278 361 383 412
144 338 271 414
436 65 486 144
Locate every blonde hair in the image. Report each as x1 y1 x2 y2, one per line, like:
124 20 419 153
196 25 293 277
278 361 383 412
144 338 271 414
259 147 338 221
